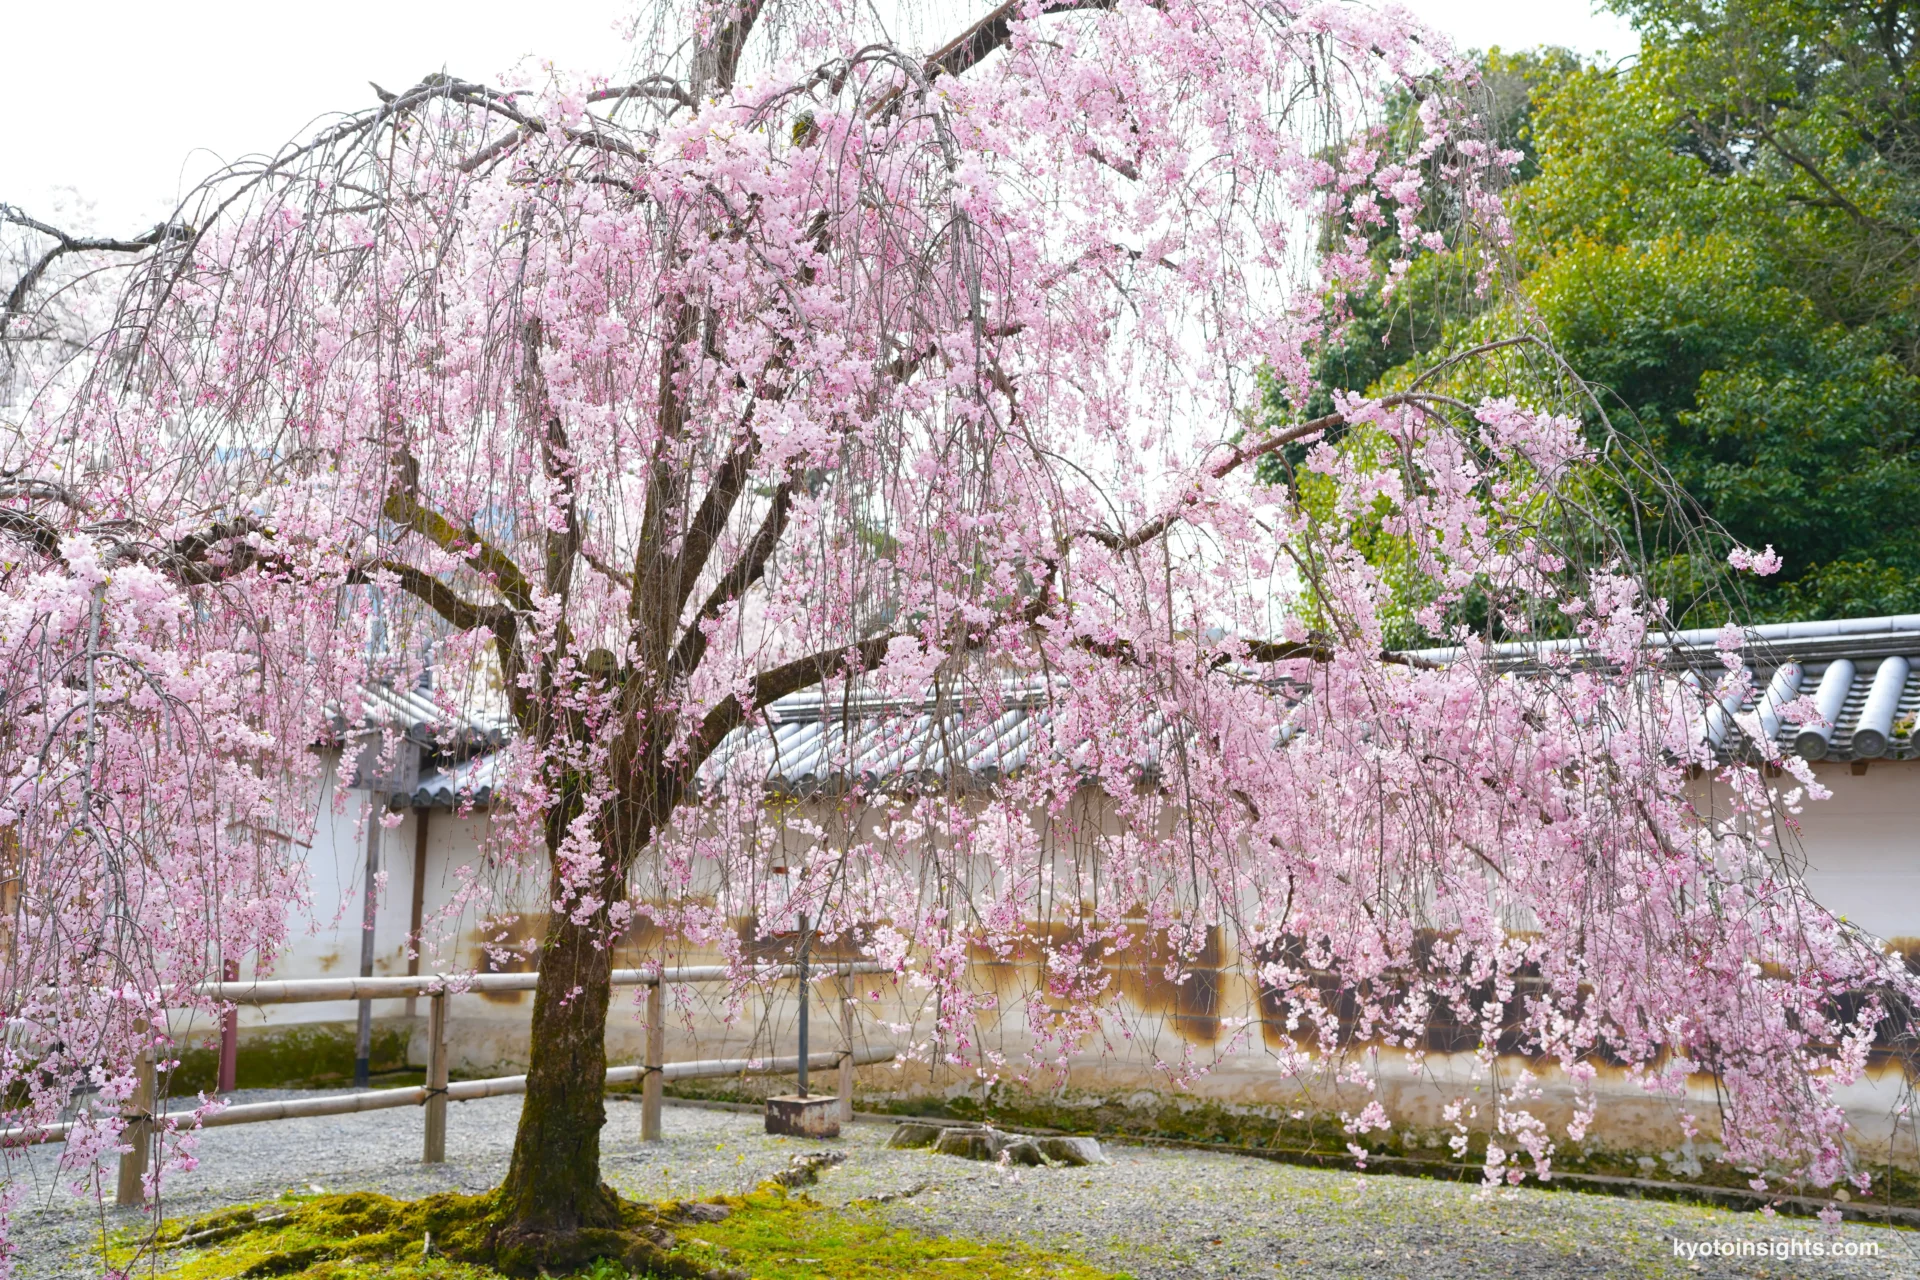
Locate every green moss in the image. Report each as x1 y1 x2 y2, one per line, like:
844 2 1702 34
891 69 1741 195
668 1188 1124 1280
111 1186 1126 1280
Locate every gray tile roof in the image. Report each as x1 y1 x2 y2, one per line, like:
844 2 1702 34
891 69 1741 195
401 615 1920 806
406 749 505 809
333 682 514 749
693 686 1079 796
1403 614 1920 763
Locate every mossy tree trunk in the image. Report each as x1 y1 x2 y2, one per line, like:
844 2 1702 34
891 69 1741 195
490 857 626 1261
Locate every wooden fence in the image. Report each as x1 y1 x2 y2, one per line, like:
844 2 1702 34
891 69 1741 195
3 962 895 1205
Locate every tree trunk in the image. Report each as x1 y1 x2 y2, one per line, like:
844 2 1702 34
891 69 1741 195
491 876 622 1258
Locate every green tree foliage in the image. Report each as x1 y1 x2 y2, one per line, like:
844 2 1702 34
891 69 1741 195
1285 10 1920 624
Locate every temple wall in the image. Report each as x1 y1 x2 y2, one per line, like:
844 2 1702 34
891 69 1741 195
166 751 1920 1175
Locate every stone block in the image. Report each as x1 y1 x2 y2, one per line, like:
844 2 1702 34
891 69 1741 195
885 1121 952 1149
764 1094 842 1139
933 1126 1008 1160
1036 1136 1108 1166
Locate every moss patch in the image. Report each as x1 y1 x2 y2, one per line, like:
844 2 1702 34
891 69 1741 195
113 1187 1126 1280
662 1188 1123 1280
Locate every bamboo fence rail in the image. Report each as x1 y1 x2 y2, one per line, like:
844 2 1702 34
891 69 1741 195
2 962 896 1205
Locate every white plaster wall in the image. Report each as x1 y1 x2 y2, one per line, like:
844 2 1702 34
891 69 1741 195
1790 761 1920 947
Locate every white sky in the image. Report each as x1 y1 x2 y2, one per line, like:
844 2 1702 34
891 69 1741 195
2 1 1637 233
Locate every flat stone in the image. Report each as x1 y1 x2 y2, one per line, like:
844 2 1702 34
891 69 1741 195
1036 1136 1108 1167
771 1150 848 1187
1002 1139 1047 1167
671 1202 734 1223
885 1121 951 1149
764 1094 842 1139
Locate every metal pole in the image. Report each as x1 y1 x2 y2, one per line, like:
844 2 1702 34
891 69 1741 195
354 805 381 1088
838 963 854 1122
422 990 447 1163
116 1030 155 1206
217 959 239 1093
642 977 664 1141
795 912 809 1098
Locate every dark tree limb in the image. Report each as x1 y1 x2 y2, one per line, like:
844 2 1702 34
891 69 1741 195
669 475 795 679
158 517 293 584
925 0 1121 81
1 205 192 337
701 0 769 97
677 630 902 789
0 507 61 558
384 450 536 614
586 77 695 110
1081 392 1455 554
1753 123 1920 242
670 438 762 616
347 559 508 634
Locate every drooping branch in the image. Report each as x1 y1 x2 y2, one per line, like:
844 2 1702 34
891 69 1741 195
1 205 192 338
1081 392 1453 554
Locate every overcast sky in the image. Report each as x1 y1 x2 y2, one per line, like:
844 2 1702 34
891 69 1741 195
2 1 1637 233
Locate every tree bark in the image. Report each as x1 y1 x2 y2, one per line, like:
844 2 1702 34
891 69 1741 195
491 866 623 1258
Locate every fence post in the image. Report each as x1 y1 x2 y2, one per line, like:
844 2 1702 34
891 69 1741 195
422 990 448 1163
115 1032 155 1206
641 976 664 1141
217 959 239 1093
837 964 854 1123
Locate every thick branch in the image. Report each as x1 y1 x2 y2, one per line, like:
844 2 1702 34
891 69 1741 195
0 507 61 558
346 560 507 634
628 301 702 638
1238 638 1437 671
1753 123 1920 242
586 77 694 110
679 631 902 783
384 454 535 613
925 0 1120 81
527 325 582 603
699 0 768 98
671 439 761 616
159 517 293 585
669 476 795 679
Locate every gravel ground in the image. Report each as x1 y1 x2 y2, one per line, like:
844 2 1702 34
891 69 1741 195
6 1090 1915 1279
